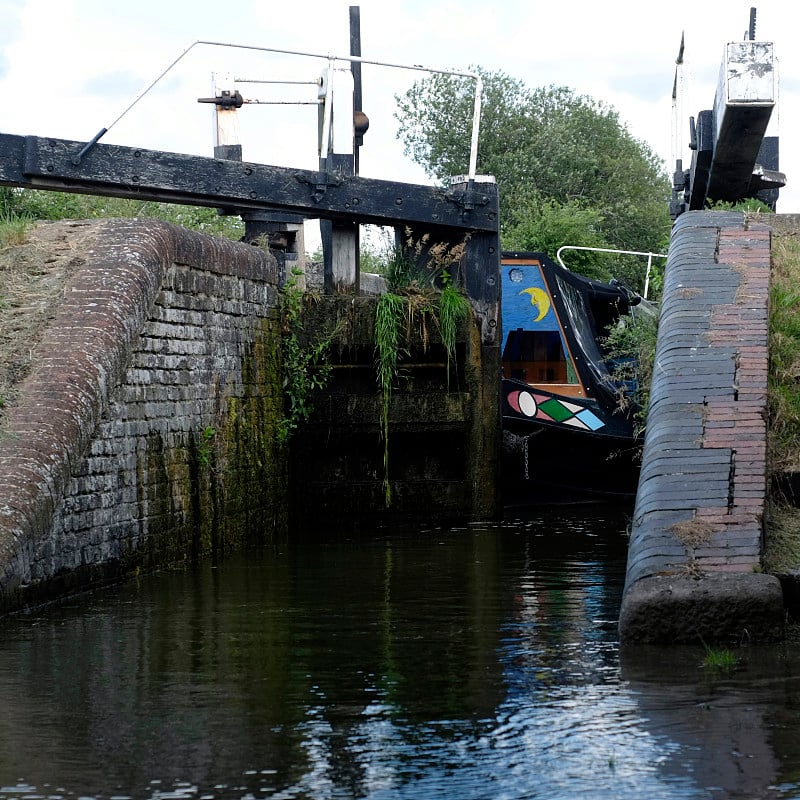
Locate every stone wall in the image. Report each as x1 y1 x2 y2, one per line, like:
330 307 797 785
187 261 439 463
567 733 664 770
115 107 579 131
0 219 287 612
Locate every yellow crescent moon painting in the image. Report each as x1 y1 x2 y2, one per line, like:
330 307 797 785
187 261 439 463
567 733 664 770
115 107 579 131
520 287 551 322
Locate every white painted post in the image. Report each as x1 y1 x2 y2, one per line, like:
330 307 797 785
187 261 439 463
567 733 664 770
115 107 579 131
211 72 242 161
319 65 358 292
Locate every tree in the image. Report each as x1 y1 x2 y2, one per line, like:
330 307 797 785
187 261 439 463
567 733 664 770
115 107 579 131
503 198 609 281
395 68 672 290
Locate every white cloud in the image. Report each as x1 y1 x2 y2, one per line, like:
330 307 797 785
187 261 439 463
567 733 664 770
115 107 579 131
1 0 798 244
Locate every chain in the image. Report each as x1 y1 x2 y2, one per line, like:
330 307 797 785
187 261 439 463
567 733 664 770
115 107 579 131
523 434 530 480
522 431 542 481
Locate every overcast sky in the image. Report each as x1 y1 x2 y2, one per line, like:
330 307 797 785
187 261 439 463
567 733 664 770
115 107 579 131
1 0 797 250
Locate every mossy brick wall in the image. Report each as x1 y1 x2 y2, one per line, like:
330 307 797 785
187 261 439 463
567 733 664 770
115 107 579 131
0 219 286 613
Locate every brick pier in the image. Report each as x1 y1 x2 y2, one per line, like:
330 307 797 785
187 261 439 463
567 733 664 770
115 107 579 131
619 211 784 644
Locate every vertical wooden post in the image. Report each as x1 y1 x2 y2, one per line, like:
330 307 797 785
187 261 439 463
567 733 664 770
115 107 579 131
455 177 502 519
319 15 360 294
350 5 363 284
350 6 364 173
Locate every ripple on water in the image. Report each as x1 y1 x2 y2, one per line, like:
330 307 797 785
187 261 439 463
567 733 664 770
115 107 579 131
2 511 800 799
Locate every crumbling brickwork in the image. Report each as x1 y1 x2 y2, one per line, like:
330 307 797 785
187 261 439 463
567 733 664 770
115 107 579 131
0 219 287 612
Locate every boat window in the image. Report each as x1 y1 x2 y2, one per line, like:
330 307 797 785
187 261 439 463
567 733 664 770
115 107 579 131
502 329 578 384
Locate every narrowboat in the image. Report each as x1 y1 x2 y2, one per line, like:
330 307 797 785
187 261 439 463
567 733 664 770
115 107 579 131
500 250 654 501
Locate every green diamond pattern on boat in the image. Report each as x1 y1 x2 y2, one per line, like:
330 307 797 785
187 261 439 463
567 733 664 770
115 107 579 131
538 398 573 422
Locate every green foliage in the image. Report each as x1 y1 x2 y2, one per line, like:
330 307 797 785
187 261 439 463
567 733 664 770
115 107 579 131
701 643 739 673
371 232 471 504
602 311 659 438
438 282 469 387
0 187 245 239
365 228 471 294
375 292 407 506
373 284 469 506
197 425 216 468
504 199 611 280
0 187 23 218
359 225 395 275
1 188 34 245
0 211 30 248
709 198 774 213
383 242 427 291
764 501 800 573
763 233 800 575
277 271 341 445
768 237 800 473
395 69 672 292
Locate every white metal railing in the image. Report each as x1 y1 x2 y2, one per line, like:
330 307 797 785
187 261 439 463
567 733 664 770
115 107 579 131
555 245 668 300
74 40 484 181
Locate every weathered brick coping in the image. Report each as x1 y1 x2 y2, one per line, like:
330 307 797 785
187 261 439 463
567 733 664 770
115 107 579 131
0 219 277 602
619 211 784 643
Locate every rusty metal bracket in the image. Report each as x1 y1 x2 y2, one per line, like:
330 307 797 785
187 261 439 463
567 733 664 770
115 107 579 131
197 90 244 109
445 178 494 216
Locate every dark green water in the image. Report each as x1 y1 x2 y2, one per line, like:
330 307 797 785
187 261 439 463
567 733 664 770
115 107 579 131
2 506 800 799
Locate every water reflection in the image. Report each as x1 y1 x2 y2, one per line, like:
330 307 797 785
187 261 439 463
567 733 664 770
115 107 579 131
0 507 799 798
620 645 800 799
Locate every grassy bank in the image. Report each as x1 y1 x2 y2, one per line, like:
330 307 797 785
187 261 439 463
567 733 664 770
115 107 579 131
765 218 800 574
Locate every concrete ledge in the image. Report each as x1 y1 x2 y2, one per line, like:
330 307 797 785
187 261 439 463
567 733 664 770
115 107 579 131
619 572 784 644
359 271 387 296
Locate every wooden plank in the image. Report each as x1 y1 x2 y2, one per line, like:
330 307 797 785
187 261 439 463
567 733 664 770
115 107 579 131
0 133 499 233
331 222 357 291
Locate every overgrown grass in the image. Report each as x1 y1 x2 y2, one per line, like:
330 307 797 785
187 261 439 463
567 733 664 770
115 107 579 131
764 501 800 573
0 187 245 239
438 282 470 388
375 292 407 506
765 230 800 573
602 310 659 438
710 198 775 213
371 231 471 505
768 235 800 473
701 643 739 673
0 212 31 248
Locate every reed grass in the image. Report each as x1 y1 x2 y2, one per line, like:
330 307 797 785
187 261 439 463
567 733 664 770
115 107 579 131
375 291 406 506
701 643 739 672
768 235 800 474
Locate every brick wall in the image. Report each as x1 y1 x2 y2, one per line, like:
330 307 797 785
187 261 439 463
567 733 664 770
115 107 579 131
619 211 784 643
0 219 287 612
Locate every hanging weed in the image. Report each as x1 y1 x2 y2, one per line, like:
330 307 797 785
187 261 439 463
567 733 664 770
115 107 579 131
602 311 659 438
374 291 407 506
277 270 343 445
372 233 471 503
437 276 470 388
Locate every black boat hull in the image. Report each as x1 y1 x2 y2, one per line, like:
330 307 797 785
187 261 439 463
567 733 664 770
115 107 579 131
501 422 641 504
